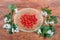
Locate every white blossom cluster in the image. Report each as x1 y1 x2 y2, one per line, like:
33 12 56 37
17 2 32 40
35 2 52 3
3 8 20 33
3 23 20 33
3 24 11 30
4 17 11 23
45 20 54 25
12 27 20 33
41 11 54 25
47 30 54 36
3 17 11 30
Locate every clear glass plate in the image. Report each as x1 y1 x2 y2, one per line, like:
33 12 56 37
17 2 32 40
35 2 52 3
14 8 43 32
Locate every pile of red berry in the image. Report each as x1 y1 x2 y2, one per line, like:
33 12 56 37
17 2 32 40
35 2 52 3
20 13 37 28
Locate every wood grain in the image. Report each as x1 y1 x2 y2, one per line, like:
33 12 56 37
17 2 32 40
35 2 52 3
0 0 60 40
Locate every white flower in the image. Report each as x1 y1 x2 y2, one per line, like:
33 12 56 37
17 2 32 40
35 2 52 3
14 8 18 13
50 32 54 36
49 21 54 25
12 28 15 33
45 21 54 25
3 24 11 29
47 30 51 34
4 17 11 23
12 27 20 33
14 27 20 32
41 11 48 17
37 29 41 34
47 30 54 36
4 17 7 22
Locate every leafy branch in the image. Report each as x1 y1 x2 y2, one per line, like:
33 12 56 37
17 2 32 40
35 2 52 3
34 8 58 38
3 4 19 34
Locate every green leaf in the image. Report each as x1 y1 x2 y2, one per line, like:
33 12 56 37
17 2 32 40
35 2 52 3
41 8 52 15
9 23 18 34
39 26 47 37
4 13 12 19
46 34 51 38
8 4 17 12
40 26 50 33
44 26 49 32
4 13 12 23
9 24 13 34
50 16 58 23
9 28 13 34
12 23 17 30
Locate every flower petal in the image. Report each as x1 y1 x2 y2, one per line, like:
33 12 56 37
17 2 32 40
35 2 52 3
41 11 47 17
14 8 18 13
4 17 11 23
12 28 15 33
37 29 41 34
49 21 54 25
3 24 11 29
4 17 8 23
47 30 51 34
14 27 20 32
50 32 54 36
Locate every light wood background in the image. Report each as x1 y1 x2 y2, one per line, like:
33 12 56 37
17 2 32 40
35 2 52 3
0 0 60 40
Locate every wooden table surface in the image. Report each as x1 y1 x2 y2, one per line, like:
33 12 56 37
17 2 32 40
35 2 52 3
0 0 60 40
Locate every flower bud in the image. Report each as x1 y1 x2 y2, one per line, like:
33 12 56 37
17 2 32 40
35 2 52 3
41 11 47 17
14 8 18 13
